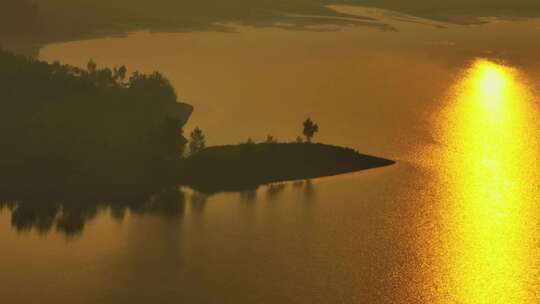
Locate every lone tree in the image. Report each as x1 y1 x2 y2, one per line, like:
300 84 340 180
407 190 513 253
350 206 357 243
87 59 97 74
242 137 255 145
265 135 278 144
189 127 206 155
302 118 319 143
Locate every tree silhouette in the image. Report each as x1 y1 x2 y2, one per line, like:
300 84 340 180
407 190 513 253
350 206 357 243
302 118 319 143
113 65 127 85
87 59 97 74
265 135 278 144
189 127 206 155
242 137 255 145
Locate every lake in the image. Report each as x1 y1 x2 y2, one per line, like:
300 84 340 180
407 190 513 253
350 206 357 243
2 5 540 303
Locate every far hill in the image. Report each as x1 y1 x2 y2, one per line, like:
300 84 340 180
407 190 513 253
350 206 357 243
180 143 395 193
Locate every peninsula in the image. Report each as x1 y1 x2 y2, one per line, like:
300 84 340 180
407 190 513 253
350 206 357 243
180 143 395 193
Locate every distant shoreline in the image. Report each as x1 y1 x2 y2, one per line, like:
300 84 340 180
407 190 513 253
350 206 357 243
180 143 395 193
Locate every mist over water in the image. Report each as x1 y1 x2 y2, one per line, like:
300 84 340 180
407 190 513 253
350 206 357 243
3 4 540 304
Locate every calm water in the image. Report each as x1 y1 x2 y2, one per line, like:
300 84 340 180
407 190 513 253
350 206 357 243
3 7 540 303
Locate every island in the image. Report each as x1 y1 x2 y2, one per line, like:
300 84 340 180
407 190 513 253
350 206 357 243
179 143 395 193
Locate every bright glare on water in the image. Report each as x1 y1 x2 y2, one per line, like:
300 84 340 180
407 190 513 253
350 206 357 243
433 59 540 303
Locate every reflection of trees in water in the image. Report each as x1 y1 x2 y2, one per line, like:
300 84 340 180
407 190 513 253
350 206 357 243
240 189 258 203
0 187 186 236
190 191 208 215
266 183 286 200
240 179 316 203
292 180 304 189
0 181 317 236
292 179 316 202
303 180 315 202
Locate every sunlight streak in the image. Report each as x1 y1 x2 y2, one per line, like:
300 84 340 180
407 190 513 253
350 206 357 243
436 59 540 303
476 62 507 112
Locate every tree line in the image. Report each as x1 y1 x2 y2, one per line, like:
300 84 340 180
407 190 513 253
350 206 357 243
187 118 319 155
0 49 192 188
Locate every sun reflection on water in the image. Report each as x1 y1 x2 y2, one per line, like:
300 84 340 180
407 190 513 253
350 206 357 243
437 59 540 303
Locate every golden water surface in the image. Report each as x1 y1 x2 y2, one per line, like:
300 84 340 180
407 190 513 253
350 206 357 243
5 10 540 303
436 60 540 303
